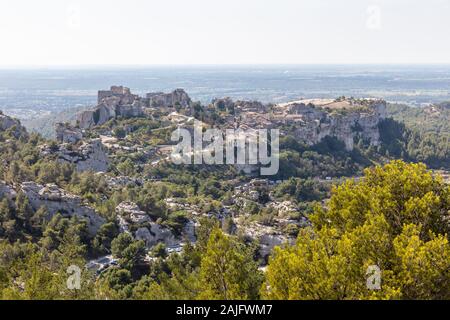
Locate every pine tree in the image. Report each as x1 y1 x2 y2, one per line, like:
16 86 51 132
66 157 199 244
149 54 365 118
263 161 450 300
198 228 263 300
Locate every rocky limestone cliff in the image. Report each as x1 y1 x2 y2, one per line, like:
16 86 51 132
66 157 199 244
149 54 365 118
41 138 109 172
55 122 83 143
116 201 151 229
20 182 105 235
0 112 21 130
242 223 294 259
0 111 28 138
273 98 387 151
116 201 196 248
209 96 386 151
104 175 143 189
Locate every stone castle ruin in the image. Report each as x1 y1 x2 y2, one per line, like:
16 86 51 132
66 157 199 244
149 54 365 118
77 86 192 129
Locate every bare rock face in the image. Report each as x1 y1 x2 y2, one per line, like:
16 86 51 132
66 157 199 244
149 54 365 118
242 224 294 259
41 139 109 172
137 221 196 247
257 233 291 259
147 89 191 108
0 180 17 200
267 200 299 216
182 220 196 243
0 113 20 130
115 201 196 248
77 86 145 129
116 202 151 229
0 112 28 138
135 224 179 247
76 110 97 129
273 98 387 151
20 182 105 235
55 123 83 143
104 175 143 189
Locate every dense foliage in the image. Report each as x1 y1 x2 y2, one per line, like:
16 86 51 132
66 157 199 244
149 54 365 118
1 161 449 299
263 161 450 299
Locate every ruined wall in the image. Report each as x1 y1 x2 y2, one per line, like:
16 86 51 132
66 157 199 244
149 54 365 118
77 86 145 129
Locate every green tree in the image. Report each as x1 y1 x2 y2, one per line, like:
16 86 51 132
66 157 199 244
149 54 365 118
198 228 263 300
111 233 146 271
120 240 147 270
263 161 450 300
111 233 134 258
92 222 119 255
151 242 168 259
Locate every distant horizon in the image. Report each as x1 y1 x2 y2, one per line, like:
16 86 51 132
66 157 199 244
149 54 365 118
2 63 450 70
3 64 450 122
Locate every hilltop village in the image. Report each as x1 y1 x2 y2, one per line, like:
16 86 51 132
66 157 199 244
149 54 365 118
52 86 387 172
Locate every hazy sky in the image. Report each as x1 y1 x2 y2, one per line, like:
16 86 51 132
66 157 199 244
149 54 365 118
1 0 450 66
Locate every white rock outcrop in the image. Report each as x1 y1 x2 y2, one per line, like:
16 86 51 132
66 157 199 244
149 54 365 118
0 112 27 138
137 221 196 247
104 175 143 189
267 200 298 216
242 223 294 259
135 224 179 247
272 98 387 151
0 180 17 200
116 201 151 228
55 123 83 143
20 182 105 235
42 139 109 172
0 113 20 130
257 233 291 259
116 201 196 248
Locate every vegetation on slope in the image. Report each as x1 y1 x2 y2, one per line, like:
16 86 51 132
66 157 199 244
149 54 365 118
1 161 448 300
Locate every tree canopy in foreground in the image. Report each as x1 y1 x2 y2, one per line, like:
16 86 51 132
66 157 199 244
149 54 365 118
263 161 450 300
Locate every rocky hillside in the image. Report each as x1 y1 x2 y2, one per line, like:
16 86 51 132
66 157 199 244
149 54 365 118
0 88 449 300
387 102 450 134
0 111 28 138
271 98 387 151
65 86 388 154
1 87 446 271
